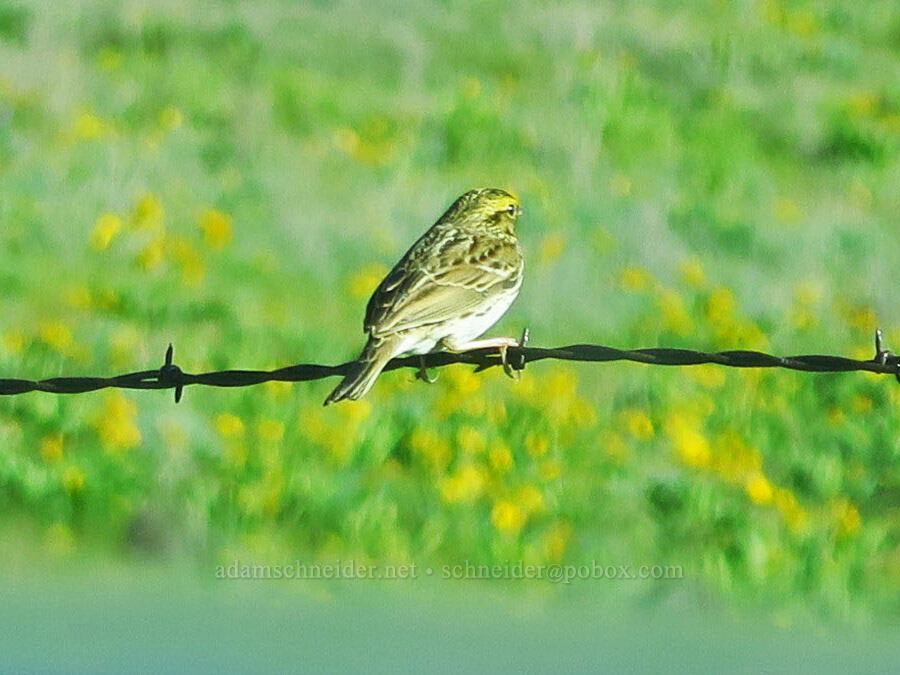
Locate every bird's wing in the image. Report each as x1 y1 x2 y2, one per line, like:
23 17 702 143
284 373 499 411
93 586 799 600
364 234 521 337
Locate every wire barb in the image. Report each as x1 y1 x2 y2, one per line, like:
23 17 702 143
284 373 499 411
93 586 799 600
1 329 898 400
874 329 900 382
157 344 185 403
511 327 530 372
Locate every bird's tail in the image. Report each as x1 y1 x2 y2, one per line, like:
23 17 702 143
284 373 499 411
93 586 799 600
324 336 397 405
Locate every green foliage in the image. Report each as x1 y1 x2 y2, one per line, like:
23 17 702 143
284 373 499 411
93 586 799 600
0 2 28 45
0 0 899 628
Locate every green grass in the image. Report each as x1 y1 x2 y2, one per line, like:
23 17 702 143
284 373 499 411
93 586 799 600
1 0 900 631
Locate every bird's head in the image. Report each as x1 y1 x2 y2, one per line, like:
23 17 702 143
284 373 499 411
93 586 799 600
441 188 522 234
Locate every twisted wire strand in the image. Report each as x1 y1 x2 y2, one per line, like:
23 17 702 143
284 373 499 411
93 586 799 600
1 330 897 403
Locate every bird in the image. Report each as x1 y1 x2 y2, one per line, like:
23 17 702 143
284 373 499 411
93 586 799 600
324 188 525 405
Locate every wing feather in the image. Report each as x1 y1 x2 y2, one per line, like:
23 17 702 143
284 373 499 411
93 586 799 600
364 233 521 337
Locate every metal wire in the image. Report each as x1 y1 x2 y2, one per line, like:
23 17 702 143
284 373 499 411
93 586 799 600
1 329 897 403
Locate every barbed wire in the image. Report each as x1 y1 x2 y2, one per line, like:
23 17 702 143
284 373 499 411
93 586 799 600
0 329 897 404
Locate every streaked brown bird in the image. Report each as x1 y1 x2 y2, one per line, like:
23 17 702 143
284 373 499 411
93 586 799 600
324 188 525 405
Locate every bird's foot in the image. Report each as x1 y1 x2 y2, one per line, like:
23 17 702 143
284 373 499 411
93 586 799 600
499 344 517 380
500 328 529 380
416 356 438 384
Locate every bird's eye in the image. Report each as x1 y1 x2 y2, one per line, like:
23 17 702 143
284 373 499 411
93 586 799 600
506 204 518 216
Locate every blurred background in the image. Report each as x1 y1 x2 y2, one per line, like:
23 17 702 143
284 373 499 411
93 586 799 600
1 0 900 665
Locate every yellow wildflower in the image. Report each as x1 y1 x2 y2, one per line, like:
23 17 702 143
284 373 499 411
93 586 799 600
832 498 861 537
457 426 486 454
198 208 233 249
492 500 526 535
601 431 628 462
92 286 120 311
171 236 206 286
264 380 293 398
39 321 73 354
679 257 706 288
712 430 762 480
348 264 389 299
338 398 372 424
706 286 737 325
94 391 142 451
90 213 122 251
538 232 566 266
785 10 818 38
657 287 694 336
409 428 451 470
791 307 817 331
436 389 482 419
489 441 514 473
446 365 481 394
159 106 184 131
619 408 654 441
40 435 64 463
544 368 578 401
299 408 329 444
516 485 545 514
619 265 654 292
132 193 164 229
745 472 774 505
847 306 877 333
689 365 726 390
2 330 26 355
826 406 845 428
97 47 122 71
460 391 486 416
847 92 878 118
666 414 711 469
572 399 596 428
258 419 285 443
74 111 107 139
774 197 801 224
733 320 769 351
65 285 92 310
774 488 808 534
137 234 166 271
852 394 873 414
62 465 86 494
525 432 549 459
440 464 486 504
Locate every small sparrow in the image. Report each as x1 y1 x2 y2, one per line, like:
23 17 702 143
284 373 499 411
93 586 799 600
325 188 524 404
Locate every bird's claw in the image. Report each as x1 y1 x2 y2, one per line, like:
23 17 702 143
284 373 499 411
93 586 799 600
500 344 519 381
416 356 437 384
502 328 529 380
